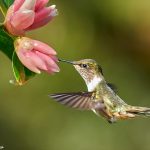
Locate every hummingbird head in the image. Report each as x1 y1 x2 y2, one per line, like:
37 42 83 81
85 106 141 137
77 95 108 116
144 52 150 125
59 58 104 91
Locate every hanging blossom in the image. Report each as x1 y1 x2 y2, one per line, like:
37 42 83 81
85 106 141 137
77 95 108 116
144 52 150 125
15 37 60 74
4 0 60 75
4 0 58 36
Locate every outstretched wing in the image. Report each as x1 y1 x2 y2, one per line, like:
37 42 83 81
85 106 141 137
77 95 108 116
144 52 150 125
49 92 94 110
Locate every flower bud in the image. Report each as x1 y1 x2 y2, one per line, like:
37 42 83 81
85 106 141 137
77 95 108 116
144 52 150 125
15 37 60 74
5 0 58 36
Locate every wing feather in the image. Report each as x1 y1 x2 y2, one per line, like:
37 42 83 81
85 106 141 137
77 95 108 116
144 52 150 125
50 92 93 110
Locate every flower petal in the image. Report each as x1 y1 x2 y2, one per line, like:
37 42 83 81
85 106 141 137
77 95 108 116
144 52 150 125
33 7 51 24
35 0 49 11
35 51 60 72
19 0 36 11
50 55 58 62
26 5 58 30
13 0 25 11
28 51 48 71
11 10 35 30
17 50 41 74
32 40 57 55
26 15 53 30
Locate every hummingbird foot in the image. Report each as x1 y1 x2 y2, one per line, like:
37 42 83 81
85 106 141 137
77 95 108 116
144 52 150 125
107 117 117 124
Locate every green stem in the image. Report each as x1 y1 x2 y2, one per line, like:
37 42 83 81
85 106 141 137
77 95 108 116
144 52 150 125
0 1 7 17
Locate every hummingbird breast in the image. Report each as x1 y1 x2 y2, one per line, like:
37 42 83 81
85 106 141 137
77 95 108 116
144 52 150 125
87 76 102 92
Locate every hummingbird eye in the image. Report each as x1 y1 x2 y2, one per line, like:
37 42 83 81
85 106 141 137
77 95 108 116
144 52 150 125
81 64 88 68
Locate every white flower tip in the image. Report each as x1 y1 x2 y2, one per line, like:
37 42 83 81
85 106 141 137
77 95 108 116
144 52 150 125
37 70 41 74
55 70 60 73
36 70 41 74
50 9 58 17
53 67 60 73
50 5 56 9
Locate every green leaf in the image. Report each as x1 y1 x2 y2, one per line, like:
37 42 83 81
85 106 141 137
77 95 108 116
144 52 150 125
0 0 14 16
0 25 36 85
0 25 14 59
2 0 14 9
12 52 35 85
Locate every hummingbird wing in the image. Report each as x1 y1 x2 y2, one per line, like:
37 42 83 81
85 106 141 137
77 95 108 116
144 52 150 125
49 92 94 110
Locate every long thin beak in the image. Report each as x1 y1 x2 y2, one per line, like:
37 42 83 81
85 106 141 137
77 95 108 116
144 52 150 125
58 58 75 65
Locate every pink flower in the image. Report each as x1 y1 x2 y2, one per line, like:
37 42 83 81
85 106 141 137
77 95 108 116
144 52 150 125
5 0 58 36
15 37 60 74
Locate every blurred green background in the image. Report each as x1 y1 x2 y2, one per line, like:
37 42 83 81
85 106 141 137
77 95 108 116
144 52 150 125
1 0 150 150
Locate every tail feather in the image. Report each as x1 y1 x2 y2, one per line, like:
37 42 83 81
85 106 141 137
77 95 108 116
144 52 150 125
126 105 150 117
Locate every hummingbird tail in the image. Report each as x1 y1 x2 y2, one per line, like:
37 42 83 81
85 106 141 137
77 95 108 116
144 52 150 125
126 105 150 117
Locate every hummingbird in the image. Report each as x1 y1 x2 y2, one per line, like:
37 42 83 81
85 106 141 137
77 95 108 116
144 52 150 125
50 59 150 123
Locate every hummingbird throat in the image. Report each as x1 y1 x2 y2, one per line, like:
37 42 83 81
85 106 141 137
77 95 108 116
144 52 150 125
87 76 102 92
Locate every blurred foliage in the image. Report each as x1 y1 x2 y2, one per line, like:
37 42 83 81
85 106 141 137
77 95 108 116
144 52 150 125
1 0 150 150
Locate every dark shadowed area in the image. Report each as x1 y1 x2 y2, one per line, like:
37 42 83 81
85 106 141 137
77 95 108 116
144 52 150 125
0 0 150 150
